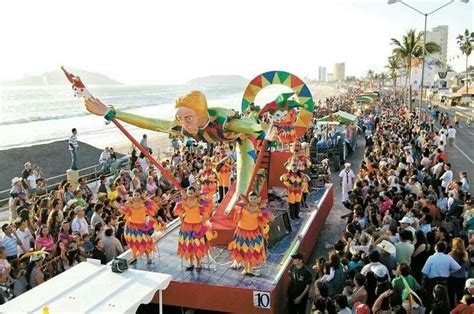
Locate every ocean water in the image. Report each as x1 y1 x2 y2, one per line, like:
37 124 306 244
0 85 296 150
0 84 250 150
0 83 334 151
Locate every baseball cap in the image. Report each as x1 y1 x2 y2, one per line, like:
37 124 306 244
373 265 388 278
466 278 474 290
67 199 78 207
399 216 414 225
74 206 85 214
291 252 304 260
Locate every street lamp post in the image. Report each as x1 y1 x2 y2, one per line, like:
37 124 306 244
388 0 469 121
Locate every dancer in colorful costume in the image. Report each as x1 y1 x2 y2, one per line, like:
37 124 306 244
286 142 312 171
121 188 162 263
215 149 233 203
173 186 215 271
280 163 305 220
199 156 219 204
228 192 272 276
284 142 312 209
258 92 301 150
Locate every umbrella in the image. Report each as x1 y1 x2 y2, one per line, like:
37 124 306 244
316 110 357 124
355 96 374 104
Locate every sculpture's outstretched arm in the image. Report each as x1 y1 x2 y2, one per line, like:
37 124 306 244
226 116 264 139
85 97 178 134
113 109 177 134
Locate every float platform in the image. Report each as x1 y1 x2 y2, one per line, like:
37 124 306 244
130 184 334 314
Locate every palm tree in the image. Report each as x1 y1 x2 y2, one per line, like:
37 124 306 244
391 29 441 106
366 69 374 83
380 72 387 90
374 73 379 89
456 29 474 95
386 55 401 92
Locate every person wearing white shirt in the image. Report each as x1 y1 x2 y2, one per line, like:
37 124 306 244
440 163 453 193
26 172 37 195
15 220 33 254
188 172 195 186
99 147 112 172
447 193 455 210
431 160 444 180
68 128 79 170
437 195 448 214
139 134 148 149
339 163 355 203
446 126 456 147
71 206 89 236
137 156 149 174
361 251 390 279
439 128 447 144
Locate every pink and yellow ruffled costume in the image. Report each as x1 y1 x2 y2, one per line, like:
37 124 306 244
122 200 160 258
173 199 215 261
227 201 272 268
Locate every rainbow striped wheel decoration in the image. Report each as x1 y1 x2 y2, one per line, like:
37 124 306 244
241 70 315 138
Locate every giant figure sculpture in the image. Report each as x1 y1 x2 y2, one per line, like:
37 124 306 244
62 67 314 212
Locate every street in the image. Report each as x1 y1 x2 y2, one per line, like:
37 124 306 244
420 101 474 192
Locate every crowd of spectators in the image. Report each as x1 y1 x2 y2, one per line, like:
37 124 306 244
1 136 236 303
310 95 473 313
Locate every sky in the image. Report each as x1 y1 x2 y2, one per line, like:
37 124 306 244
0 0 472 84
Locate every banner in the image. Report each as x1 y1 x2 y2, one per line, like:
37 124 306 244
397 70 408 87
410 57 437 90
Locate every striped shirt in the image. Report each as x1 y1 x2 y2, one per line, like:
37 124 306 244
68 134 78 151
1 235 18 257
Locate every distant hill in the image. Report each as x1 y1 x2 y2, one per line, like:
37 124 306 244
186 75 248 85
1 68 123 86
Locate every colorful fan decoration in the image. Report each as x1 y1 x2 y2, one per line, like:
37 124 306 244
241 71 315 138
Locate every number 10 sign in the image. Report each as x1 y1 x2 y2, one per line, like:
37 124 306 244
253 291 271 309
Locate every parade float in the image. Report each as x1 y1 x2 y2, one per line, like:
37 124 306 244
2 68 334 314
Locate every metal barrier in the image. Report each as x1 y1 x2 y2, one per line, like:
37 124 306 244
0 138 175 213
0 163 125 212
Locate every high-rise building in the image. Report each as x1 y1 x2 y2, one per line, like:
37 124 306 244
327 73 334 82
318 66 326 82
426 25 448 70
333 62 345 81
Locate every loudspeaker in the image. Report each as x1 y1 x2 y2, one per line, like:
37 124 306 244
267 211 292 247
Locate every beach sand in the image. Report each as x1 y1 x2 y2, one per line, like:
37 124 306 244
0 133 173 193
0 140 104 193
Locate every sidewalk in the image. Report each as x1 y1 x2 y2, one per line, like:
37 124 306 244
436 102 474 120
307 138 366 259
